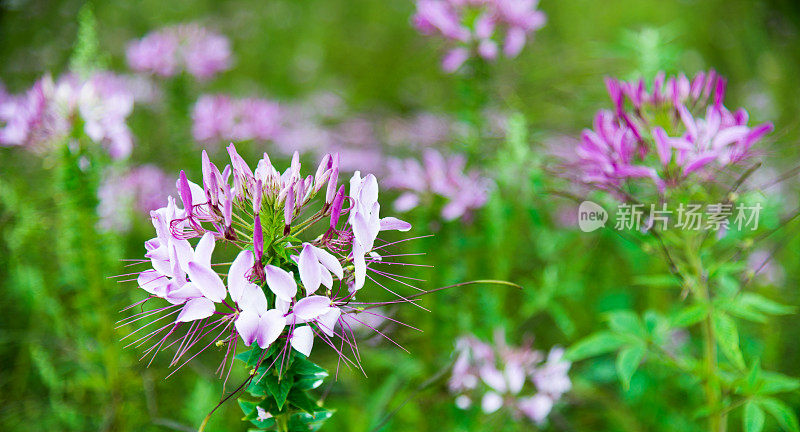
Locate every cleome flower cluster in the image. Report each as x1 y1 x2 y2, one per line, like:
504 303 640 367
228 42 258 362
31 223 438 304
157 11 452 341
191 94 281 145
0 72 134 158
126 23 231 80
572 70 774 196
449 332 571 425
122 144 417 376
384 149 492 222
413 0 546 72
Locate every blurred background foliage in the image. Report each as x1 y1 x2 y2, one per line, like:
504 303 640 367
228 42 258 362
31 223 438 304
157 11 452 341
1 0 800 431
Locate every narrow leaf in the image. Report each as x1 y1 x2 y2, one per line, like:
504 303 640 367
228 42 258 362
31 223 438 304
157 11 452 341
616 344 646 390
744 400 765 432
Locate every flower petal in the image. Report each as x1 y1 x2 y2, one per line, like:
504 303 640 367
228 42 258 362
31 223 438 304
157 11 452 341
311 245 343 280
317 307 341 337
187 261 226 302
239 283 268 313
177 297 215 323
138 269 168 296
235 309 260 346
481 391 503 414
299 243 322 294
290 326 314 357
379 216 412 232
265 265 298 301
194 232 216 269
256 309 287 348
293 295 333 321
228 250 254 303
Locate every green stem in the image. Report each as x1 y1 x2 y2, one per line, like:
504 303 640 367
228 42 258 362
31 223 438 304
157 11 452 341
683 236 724 432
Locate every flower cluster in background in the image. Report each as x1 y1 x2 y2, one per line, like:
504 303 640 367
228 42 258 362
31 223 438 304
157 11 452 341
413 0 546 72
191 94 281 145
126 145 416 376
97 164 174 232
0 72 134 159
571 70 774 196
127 23 231 80
384 149 492 221
449 332 571 425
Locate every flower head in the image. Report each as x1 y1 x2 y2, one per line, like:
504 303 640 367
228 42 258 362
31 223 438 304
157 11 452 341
127 23 231 80
0 72 135 158
98 164 174 232
192 94 281 145
412 0 546 72
384 149 492 221
568 70 773 197
121 145 420 378
449 331 570 425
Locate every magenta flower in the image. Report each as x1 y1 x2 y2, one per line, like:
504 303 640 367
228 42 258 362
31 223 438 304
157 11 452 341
449 331 570 425
0 72 135 159
412 0 546 73
192 94 281 145
384 149 492 221
568 70 773 196
120 145 422 377
127 23 231 80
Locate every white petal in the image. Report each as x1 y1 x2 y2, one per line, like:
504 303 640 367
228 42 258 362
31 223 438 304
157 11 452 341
265 265 298 302
293 295 332 321
137 269 168 296
298 244 321 294
319 265 333 289
317 307 341 337
311 245 343 279
290 326 314 357
256 309 287 348
379 217 412 232
235 309 260 346
194 232 216 269
481 392 503 414
187 261 226 302
177 297 215 323
352 242 367 291
239 283 268 313
228 250 254 303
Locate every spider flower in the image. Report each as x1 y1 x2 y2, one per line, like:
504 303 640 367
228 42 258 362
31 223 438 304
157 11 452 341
191 94 281 145
412 0 546 72
384 149 491 221
0 72 134 158
570 70 773 196
127 23 231 80
120 145 421 377
449 331 570 425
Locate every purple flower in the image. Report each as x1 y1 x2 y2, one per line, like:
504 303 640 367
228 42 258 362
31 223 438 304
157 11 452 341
1 72 135 159
192 94 281 144
384 149 492 221
127 23 231 80
449 331 570 425
412 0 546 72
121 145 421 376
567 71 773 196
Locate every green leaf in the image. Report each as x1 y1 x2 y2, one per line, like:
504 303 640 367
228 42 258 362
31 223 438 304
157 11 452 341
632 274 681 289
740 293 796 316
236 348 264 367
759 397 800 432
758 372 800 395
744 400 765 432
287 388 319 415
565 332 626 361
670 304 708 328
712 312 745 370
616 344 646 390
606 310 647 338
288 408 334 432
266 373 295 410
290 355 327 376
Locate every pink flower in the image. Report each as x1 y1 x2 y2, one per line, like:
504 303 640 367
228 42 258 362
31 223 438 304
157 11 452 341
127 23 231 80
191 94 281 144
567 71 773 196
412 0 546 72
384 149 492 222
